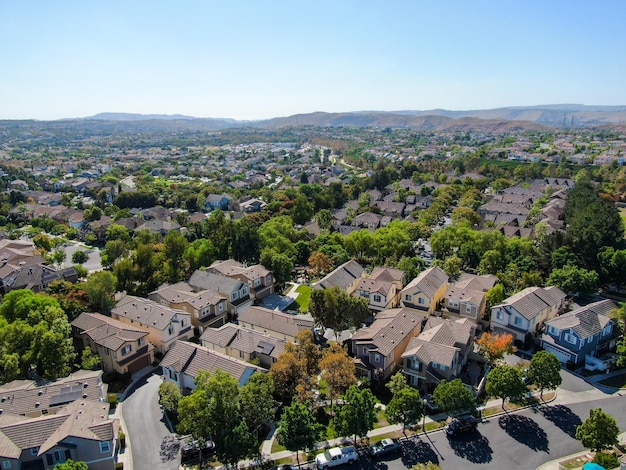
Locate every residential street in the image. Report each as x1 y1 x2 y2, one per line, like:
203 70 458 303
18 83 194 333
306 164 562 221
122 371 179 470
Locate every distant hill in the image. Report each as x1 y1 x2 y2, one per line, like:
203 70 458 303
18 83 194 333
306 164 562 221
75 105 626 131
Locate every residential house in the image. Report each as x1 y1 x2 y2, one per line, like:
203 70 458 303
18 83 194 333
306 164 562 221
541 299 620 369
149 282 228 333
111 295 193 354
9 179 28 190
237 306 315 342
207 259 275 300
237 197 267 213
134 219 181 238
313 260 366 295
400 266 449 314
351 307 424 382
188 270 253 316
402 317 476 393
352 211 382 230
442 286 486 322
491 286 567 343
200 323 286 369
205 194 231 211
72 312 155 374
0 262 78 295
354 267 406 312
161 340 264 391
0 400 118 470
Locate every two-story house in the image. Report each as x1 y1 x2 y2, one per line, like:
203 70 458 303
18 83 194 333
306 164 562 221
207 259 275 300
237 306 315 343
354 267 406 312
111 295 193 354
491 286 567 344
149 282 228 334
351 307 424 382
200 323 286 369
402 317 476 393
188 270 253 317
72 312 154 374
442 284 487 322
161 340 264 391
313 260 366 295
541 299 620 369
205 194 231 211
400 266 449 314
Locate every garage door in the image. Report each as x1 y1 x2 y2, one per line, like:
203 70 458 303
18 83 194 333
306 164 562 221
127 355 152 374
542 343 571 363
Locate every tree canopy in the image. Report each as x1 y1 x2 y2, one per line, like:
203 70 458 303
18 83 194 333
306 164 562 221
528 351 562 399
432 378 476 415
485 365 526 408
332 385 377 445
575 408 619 452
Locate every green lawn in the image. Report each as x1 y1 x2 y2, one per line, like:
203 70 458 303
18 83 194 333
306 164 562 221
295 285 312 312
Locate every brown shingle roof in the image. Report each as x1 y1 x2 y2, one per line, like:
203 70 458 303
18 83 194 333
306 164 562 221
200 323 286 359
402 266 448 300
496 286 566 321
72 312 148 351
351 308 424 357
238 307 315 338
546 299 616 340
112 295 190 331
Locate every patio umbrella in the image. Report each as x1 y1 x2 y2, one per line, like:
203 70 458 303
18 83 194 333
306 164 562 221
583 463 605 470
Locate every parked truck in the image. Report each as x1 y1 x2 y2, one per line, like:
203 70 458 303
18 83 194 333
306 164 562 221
315 446 358 469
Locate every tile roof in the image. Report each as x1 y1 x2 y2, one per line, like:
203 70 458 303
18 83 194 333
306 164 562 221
444 286 485 306
402 266 448 300
161 340 264 384
149 282 195 303
546 299 616 340
495 286 567 321
188 270 245 295
369 267 405 284
314 260 366 290
0 399 116 459
72 312 148 351
200 323 286 359
112 295 190 331
0 370 104 417
402 317 474 367
455 273 498 292
237 307 315 338
352 308 424 357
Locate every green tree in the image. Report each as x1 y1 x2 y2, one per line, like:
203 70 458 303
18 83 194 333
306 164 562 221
183 238 216 272
102 239 127 268
333 385 377 445
232 216 261 263
158 381 182 414
54 460 88 470
309 287 369 337
432 379 476 416
485 365 526 409
221 420 258 466
105 224 131 243
528 351 562 400
575 408 619 452
71 250 89 264
315 208 333 231
386 387 424 433
33 233 53 251
239 373 275 437
269 252 294 287
291 193 314 225
547 264 599 297
80 346 101 370
386 371 408 395
82 271 117 314
163 230 188 283
278 399 322 466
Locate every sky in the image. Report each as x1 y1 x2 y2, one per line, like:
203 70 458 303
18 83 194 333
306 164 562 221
1 1 625 121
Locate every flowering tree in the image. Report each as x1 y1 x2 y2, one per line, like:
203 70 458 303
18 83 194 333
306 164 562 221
476 332 514 365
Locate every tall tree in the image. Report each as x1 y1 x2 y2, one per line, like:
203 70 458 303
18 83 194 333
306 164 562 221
270 350 307 404
82 271 117 314
239 373 275 437
528 351 562 400
386 387 424 434
309 287 369 337
386 371 408 395
163 230 188 283
319 343 357 409
485 365 526 409
432 379 476 416
278 399 323 466
333 385 377 445
575 408 619 452
476 332 514 365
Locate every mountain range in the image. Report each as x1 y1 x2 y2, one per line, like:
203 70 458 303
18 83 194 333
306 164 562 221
83 104 626 132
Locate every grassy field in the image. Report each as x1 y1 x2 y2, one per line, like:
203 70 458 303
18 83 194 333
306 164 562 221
294 284 312 312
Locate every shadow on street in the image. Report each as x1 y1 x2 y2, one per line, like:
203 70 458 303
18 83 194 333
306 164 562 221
539 404 583 438
498 414 549 453
446 431 493 463
400 438 440 467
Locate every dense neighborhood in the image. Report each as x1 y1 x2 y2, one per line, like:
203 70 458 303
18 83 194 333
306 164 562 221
0 119 626 470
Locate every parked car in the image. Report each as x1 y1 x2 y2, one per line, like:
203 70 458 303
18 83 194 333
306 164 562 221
315 446 358 469
369 438 402 458
274 466 297 470
180 438 215 461
444 415 478 437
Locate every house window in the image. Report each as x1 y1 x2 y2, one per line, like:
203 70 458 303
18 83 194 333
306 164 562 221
603 324 612 336
496 311 504 321
99 441 111 453
374 353 381 363
449 300 458 308
514 317 523 326
465 305 472 314
548 325 558 335
138 337 145 347
439 364 445 370
405 294 412 302
564 333 577 345
104 347 110 356
219 303 224 311
254 279 261 287
418 297 425 305
121 345 132 356
243 287 249 295
240 351 244 359
3 461 11 469
231 293 237 301
432 362 438 369
30 448 39 456
181 319 186 328
168 325 175 335
587 337 593 344
373 295 381 302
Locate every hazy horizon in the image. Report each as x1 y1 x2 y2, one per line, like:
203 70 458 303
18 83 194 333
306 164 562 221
2 1 625 121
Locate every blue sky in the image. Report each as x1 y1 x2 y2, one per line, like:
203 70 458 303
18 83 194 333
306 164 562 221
1 1 625 120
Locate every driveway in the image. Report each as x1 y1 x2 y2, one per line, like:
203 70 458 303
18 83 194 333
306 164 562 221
122 372 179 470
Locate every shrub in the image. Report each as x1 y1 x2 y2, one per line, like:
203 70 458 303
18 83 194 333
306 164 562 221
593 451 618 469
107 393 119 406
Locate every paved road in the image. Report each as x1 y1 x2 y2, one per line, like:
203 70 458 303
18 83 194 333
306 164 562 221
122 373 179 470
348 392 626 470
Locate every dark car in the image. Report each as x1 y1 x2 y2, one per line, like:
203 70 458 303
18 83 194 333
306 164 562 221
444 416 478 436
369 438 402 458
181 439 215 461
